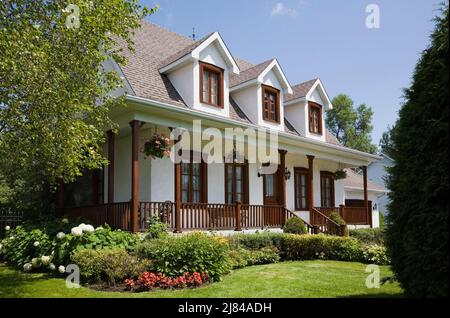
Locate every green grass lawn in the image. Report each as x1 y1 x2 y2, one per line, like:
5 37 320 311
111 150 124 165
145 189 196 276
0 261 403 298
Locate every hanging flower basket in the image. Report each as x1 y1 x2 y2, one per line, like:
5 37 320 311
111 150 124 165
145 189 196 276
334 169 347 180
142 134 172 159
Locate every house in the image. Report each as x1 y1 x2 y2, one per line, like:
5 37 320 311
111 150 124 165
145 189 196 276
62 22 382 234
340 169 388 229
367 153 394 215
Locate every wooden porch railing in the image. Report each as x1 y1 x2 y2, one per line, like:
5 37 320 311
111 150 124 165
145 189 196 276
284 209 316 235
65 202 131 230
310 208 345 236
315 206 370 225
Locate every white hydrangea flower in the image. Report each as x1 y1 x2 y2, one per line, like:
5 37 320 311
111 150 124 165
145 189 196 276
58 265 66 273
31 258 40 267
61 218 69 224
0 243 3 251
23 263 33 272
83 224 95 233
49 263 56 271
95 226 103 231
78 223 87 231
41 256 51 265
71 227 83 236
5 225 10 231
9 236 14 240
33 241 40 247
56 232 65 240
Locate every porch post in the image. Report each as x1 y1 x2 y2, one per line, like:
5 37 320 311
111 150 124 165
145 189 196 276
130 120 141 233
172 128 182 233
362 166 372 228
278 149 287 208
107 130 115 204
234 201 242 231
307 155 315 221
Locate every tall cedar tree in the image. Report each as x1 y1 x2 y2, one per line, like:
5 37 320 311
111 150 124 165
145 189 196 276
386 5 449 297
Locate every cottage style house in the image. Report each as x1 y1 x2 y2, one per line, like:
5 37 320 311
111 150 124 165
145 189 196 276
62 22 382 234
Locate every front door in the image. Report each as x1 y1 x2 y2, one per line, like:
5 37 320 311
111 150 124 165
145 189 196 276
263 170 279 206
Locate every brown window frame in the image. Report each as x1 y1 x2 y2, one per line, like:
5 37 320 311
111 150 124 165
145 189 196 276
178 152 208 204
308 101 323 135
262 84 280 123
294 167 310 211
320 171 335 208
200 62 224 108
224 161 249 204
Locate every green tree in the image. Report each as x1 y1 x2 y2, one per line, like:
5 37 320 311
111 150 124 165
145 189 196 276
326 94 377 154
379 125 395 158
386 5 448 297
0 1 157 210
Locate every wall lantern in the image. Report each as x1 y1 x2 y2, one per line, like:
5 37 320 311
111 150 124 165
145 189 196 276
373 203 377 211
284 167 291 180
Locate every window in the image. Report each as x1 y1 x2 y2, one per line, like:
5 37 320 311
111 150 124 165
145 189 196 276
308 101 322 135
294 168 309 210
320 171 335 207
200 62 224 107
180 153 207 203
262 85 280 123
225 162 249 204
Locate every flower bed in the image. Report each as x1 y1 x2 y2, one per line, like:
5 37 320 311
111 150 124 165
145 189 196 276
124 271 209 292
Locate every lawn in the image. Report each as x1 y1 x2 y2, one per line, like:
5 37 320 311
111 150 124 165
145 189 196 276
0 261 403 298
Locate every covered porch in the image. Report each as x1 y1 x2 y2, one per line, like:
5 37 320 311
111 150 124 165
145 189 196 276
60 105 373 235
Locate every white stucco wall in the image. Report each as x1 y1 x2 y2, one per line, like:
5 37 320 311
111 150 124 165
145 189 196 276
231 85 259 124
284 100 307 136
367 156 393 214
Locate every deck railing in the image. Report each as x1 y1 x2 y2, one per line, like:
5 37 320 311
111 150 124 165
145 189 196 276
310 208 345 235
65 202 131 230
315 206 370 225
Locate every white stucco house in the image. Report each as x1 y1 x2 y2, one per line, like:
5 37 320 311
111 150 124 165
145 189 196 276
62 22 382 234
367 153 394 215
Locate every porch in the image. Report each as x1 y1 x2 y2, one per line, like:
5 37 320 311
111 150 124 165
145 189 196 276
60 117 373 235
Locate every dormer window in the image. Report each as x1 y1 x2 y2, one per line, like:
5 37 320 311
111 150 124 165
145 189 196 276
200 62 224 107
308 101 322 135
262 85 280 123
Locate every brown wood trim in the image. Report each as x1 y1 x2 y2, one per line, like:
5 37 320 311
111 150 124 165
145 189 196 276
129 120 140 232
263 166 280 206
320 171 335 208
294 167 310 211
177 151 208 203
278 149 287 208
107 130 115 204
307 156 315 212
362 166 372 228
308 101 323 135
261 84 281 124
199 61 224 108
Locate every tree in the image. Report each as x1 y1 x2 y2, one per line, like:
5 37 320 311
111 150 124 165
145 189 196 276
326 94 377 154
386 5 448 297
0 1 157 210
379 125 395 158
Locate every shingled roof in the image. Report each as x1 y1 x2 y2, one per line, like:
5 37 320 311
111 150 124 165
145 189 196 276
284 78 318 103
229 59 274 88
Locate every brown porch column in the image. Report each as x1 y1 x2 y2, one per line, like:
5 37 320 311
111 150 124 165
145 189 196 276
107 130 115 204
278 149 287 208
362 166 372 228
171 128 182 233
307 155 315 221
130 120 141 233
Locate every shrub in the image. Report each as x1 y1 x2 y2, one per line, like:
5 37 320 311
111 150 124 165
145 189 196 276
136 232 231 281
0 219 140 272
282 234 362 262
227 232 285 251
361 244 390 265
385 5 448 297
144 216 169 240
228 246 280 269
71 248 151 285
283 217 307 234
329 212 348 237
349 228 385 245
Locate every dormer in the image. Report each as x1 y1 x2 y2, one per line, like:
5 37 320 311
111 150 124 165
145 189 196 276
284 78 332 142
229 59 293 131
159 32 240 117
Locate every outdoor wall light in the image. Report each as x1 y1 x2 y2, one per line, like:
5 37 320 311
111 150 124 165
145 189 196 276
373 204 377 211
284 167 291 180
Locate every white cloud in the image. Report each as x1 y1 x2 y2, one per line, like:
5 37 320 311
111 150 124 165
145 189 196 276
271 2 298 17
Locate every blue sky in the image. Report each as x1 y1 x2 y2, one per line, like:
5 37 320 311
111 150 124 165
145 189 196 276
140 0 440 144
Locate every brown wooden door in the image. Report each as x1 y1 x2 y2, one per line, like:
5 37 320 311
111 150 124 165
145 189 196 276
263 170 279 206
